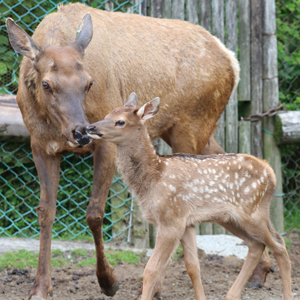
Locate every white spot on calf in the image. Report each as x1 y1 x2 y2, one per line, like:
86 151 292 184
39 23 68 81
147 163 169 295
235 172 239 179
169 185 176 192
244 186 250 194
252 182 257 189
209 181 215 186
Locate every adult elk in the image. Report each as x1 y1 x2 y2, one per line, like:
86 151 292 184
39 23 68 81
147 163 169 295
86 94 292 300
5 3 268 299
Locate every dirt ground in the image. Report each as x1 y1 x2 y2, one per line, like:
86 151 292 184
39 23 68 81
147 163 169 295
1 232 299 300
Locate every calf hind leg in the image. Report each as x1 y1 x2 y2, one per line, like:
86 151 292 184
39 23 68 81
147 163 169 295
256 224 292 300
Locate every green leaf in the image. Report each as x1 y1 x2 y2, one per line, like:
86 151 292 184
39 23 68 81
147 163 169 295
0 62 7 75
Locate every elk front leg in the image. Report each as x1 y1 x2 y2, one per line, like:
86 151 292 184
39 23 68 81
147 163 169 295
86 142 119 296
28 142 60 300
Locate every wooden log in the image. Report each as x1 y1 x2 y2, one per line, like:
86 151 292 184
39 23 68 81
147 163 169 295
250 0 263 158
199 0 211 31
274 111 300 145
238 0 251 101
186 0 199 24
0 94 30 142
263 0 284 233
162 0 172 18
225 0 238 154
172 0 185 20
238 120 251 154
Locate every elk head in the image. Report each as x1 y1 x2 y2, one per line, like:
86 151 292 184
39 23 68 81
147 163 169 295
6 14 94 147
86 93 160 145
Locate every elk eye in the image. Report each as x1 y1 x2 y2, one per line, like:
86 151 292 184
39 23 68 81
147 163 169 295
88 80 94 91
42 81 52 92
115 120 125 126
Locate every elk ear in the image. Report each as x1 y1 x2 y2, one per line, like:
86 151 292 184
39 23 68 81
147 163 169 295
6 18 42 60
125 92 139 108
73 13 93 56
137 97 160 121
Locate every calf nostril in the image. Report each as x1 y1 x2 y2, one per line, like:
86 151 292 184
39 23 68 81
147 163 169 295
86 125 96 133
73 130 83 140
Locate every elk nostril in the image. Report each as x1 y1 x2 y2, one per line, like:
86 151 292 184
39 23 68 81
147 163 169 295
73 130 83 140
86 125 96 133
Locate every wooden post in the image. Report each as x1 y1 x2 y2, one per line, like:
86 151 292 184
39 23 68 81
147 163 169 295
238 0 251 102
172 0 185 20
132 198 150 248
199 0 211 31
110 172 130 244
187 0 199 24
262 0 284 233
238 121 251 154
225 0 238 154
211 0 225 235
162 0 172 18
199 0 213 235
250 0 263 158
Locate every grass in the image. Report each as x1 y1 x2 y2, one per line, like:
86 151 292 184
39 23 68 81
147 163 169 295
71 249 87 257
77 250 141 267
0 249 141 270
173 245 184 259
0 249 69 269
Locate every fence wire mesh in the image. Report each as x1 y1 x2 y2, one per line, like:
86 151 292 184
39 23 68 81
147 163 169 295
0 0 142 243
277 0 300 230
0 142 134 244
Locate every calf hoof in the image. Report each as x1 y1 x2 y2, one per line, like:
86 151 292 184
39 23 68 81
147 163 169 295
247 282 262 288
101 280 119 296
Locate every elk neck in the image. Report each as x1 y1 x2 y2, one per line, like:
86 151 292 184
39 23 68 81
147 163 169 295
116 125 163 200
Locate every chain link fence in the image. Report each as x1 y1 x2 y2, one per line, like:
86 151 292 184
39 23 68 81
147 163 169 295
0 0 142 244
277 0 300 230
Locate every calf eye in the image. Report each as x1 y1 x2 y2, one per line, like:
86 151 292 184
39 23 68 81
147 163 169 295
42 81 52 92
115 120 125 126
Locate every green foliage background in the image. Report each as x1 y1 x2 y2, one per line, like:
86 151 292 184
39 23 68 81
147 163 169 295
276 0 300 230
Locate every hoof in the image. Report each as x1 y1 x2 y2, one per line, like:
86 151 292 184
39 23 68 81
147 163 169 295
101 280 119 296
248 282 262 289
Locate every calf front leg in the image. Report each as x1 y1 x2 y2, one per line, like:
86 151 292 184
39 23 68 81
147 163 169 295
28 142 60 300
86 142 119 296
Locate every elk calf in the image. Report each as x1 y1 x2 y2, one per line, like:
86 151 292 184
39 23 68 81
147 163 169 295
87 93 292 300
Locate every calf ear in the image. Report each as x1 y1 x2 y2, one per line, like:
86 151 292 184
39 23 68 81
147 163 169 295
73 13 93 56
125 92 139 108
137 97 160 122
6 18 42 60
